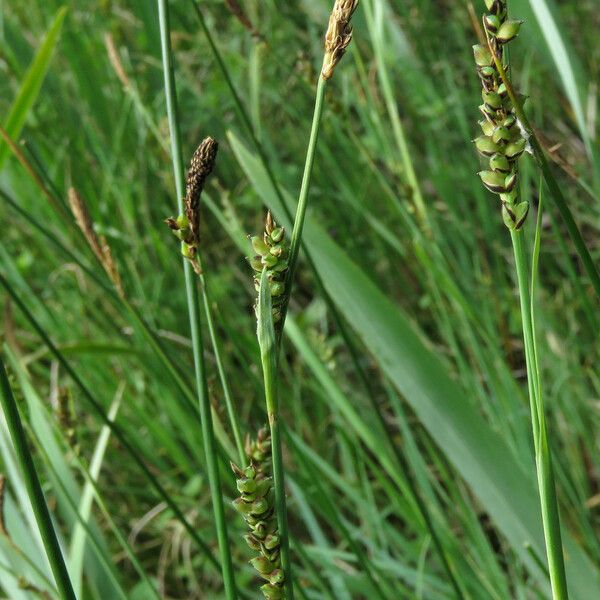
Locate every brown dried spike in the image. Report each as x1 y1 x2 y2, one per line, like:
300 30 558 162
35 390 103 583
68 188 124 297
224 0 257 36
185 137 218 243
322 0 359 80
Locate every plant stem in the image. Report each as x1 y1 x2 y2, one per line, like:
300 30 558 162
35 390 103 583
493 56 600 303
257 270 294 600
199 270 246 466
510 229 569 600
0 356 76 600
279 76 327 334
157 2 236 598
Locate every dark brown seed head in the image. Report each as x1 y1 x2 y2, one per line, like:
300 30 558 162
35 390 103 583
185 137 218 242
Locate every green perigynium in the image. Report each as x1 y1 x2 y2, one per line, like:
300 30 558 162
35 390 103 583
232 429 284 600
249 212 289 325
473 0 528 230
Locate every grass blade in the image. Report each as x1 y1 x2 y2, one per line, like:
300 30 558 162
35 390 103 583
0 7 68 169
0 355 76 600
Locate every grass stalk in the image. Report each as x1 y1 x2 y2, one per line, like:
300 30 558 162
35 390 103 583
475 4 570 596
491 55 600 303
510 228 569 600
278 76 326 334
199 271 246 466
0 356 76 600
257 268 294 600
157 1 237 597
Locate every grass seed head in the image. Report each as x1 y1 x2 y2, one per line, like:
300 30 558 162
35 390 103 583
185 136 218 242
68 188 124 295
232 428 283 599
166 137 218 273
249 212 289 325
322 0 359 80
473 1 528 230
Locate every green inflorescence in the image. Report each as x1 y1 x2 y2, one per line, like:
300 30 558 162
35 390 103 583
248 212 289 325
473 0 529 230
232 429 284 599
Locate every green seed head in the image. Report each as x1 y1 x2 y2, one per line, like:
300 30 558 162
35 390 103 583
261 583 285 600
496 19 523 43
482 90 503 110
492 126 511 144
474 136 500 157
489 153 511 173
483 13 501 33
473 44 493 67
270 227 284 243
504 138 527 159
479 119 495 137
252 236 270 256
479 170 508 194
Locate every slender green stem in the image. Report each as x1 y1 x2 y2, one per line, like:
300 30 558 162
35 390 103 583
511 230 569 600
199 271 246 466
279 76 327 334
257 270 294 600
363 0 430 233
493 57 600 303
157 1 236 598
0 356 76 600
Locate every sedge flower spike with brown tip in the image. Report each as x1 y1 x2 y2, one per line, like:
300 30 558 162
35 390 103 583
473 0 529 230
248 211 289 326
321 0 359 80
166 137 218 273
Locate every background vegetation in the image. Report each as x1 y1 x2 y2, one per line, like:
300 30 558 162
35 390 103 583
0 0 599 598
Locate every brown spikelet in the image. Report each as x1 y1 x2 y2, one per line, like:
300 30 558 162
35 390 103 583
68 188 124 296
0 474 7 536
322 0 359 80
56 387 78 454
224 0 259 37
185 137 218 243
104 33 130 89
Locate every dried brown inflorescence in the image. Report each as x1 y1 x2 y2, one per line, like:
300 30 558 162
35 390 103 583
68 188 124 296
185 137 218 242
321 0 359 80
224 0 259 37
166 137 218 274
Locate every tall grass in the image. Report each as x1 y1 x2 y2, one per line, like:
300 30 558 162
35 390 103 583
0 1 599 599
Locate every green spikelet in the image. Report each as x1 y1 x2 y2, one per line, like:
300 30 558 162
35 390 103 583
248 212 289 325
232 428 284 599
473 0 529 230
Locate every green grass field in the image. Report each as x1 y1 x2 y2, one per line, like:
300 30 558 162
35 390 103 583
0 1 599 598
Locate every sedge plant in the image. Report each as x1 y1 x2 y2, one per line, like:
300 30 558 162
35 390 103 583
235 4 359 598
473 1 569 597
157 1 237 598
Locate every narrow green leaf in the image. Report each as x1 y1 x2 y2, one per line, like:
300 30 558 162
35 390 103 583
0 7 68 168
526 0 591 155
228 130 600 599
